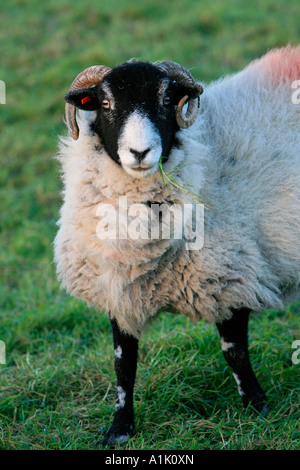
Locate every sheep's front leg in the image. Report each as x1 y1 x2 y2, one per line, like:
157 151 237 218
216 308 269 414
101 318 138 447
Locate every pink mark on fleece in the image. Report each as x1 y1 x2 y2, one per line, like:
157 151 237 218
259 46 300 83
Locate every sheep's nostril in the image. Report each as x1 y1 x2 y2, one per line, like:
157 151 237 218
130 147 151 161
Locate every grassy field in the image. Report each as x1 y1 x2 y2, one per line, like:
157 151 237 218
1 0 300 450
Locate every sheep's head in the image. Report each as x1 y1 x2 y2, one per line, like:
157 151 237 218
65 61 203 179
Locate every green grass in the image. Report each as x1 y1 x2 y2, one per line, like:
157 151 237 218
1 0 300 450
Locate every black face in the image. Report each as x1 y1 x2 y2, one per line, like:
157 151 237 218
65 62 197 177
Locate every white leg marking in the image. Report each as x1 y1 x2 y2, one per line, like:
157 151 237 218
114 345 122 359
233 372 245 396
115 386 126 411
220 337 235 352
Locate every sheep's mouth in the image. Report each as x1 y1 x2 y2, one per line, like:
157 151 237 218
124 163 158 179
130 166 154 171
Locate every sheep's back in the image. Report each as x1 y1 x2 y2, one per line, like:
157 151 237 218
200 46 300 291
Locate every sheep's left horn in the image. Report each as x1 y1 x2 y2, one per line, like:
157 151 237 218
156 61 203 129
65 65 111 140
175 94 200 129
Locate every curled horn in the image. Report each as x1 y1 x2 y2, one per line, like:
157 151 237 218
156 61 203 129
65 65 111 140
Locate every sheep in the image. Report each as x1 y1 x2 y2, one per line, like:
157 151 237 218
54 46 300 446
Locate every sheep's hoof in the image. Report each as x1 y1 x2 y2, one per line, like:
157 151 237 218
100 422 135 447
260 405 271 417
243 396 270 417
252 402 270 417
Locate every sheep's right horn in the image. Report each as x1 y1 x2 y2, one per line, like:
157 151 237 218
156 61 203 129
65 65 111 140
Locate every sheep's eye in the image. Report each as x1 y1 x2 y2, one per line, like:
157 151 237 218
102 99 110 109
163 96 171 106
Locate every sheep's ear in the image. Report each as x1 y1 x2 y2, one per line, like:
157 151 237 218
65 87 99 111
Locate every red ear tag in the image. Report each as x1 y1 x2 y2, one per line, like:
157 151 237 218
81 96 92 105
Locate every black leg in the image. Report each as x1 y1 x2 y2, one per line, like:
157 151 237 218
101 317 139 447
216 308 269 414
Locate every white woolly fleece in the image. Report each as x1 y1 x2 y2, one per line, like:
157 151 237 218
54 46 300 338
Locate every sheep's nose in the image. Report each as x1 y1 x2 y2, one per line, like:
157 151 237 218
130 147 150 161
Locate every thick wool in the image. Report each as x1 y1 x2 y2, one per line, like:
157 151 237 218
54 46 300 338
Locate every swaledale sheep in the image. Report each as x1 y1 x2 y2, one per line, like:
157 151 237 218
54 46 300 446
